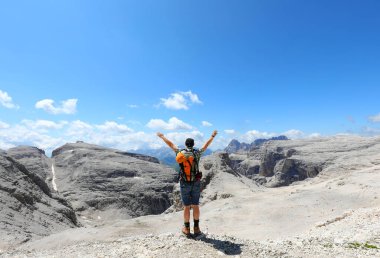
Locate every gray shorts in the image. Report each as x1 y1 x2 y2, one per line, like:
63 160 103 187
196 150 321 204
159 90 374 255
180 180 201 206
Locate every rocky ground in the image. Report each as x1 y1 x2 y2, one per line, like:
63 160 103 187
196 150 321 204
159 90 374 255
3 216 379 258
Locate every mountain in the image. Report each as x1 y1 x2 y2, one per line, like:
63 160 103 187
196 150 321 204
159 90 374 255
0 142 178 249
51 142 178 221
0 149 79 249
4 135 380 257
224 136 288 153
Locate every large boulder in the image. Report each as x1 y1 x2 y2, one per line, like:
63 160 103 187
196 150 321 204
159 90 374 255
0 154 78 249
51 142 178 221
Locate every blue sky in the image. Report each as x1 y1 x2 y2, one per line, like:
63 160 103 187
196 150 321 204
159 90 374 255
1 0 380 153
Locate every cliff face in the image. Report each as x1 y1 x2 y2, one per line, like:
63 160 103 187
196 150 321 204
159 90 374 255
7 146 53 189
1 142 178 248
51 142 178 220
219 136 380 187
0 153 79 249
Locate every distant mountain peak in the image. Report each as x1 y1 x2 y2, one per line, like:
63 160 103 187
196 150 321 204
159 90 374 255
225 135 288 153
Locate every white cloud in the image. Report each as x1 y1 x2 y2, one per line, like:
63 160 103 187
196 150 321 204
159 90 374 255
184 91 202 104
21 119 68 132
62 121 155 150
92 131 158 150
309 133 321 138
35 98 78 114
0 119 157 153
361 126 380 136
128 104 139 108
0 124 65 152
0 141 16 150
0 90 19 109
65 120 93 137
224 129 235 134
96 121 133 133
281 129 305 139
369 113 380 123
242 130 276 142
160 91 202 110
0 121 10 129
147 117 192 130
202 121 212 127
240 129 310 142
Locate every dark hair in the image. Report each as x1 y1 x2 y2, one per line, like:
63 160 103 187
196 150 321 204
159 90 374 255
185 138 194 148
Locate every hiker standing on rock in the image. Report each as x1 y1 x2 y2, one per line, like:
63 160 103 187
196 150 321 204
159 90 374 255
157 130 218 237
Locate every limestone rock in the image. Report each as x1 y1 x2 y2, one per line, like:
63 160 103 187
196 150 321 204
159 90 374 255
7 146 53 190
0 154 79 249
51 142 178 220
225 136 288 153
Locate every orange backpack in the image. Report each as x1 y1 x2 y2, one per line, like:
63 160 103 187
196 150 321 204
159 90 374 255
176 148 201 182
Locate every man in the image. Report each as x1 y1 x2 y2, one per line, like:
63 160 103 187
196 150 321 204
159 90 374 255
157 130 217 237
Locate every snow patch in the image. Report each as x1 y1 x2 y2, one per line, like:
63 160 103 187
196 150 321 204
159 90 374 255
51 164 58 191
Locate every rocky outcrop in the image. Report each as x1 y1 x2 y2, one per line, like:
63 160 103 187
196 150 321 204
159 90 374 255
226 136 380 187
7 146 53 189
268 157 323 187
258 148 286 177
1 142 180 248
198 152 259 204
262 136 379 186
51 142 178 220
0 153 79 249
224 140 251 153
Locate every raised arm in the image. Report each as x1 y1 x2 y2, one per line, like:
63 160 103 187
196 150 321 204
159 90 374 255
201 130 218 151
157 132 178 152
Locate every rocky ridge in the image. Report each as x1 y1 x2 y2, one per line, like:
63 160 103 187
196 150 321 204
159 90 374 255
0 152 79 249
227 135 380 187
224 136 288 153
0 142 178 249
51 142 178 221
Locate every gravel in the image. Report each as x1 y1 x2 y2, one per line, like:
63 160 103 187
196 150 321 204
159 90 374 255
2 231 379 258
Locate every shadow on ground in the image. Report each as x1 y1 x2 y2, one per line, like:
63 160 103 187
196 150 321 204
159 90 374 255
199 236 243 255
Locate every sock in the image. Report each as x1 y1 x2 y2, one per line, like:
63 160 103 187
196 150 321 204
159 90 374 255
184 222 190 228
194 219 199 228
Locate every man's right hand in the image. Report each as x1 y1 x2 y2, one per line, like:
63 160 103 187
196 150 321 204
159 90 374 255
157 132 164 138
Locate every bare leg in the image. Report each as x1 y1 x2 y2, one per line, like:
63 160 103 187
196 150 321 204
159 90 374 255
183 205 191 222
193 205 200 220
182 205 191 235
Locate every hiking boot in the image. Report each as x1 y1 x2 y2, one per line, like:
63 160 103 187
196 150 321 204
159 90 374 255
182 226 191 237
193 226 202 236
